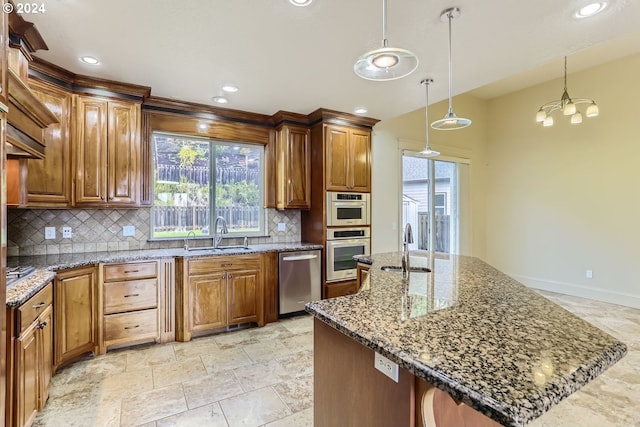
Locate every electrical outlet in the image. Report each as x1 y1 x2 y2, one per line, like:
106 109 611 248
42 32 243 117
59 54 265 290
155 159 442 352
123 225 135 237
374 352 399 383
62 226 72 238
45 227 56 240
586 269 593 279
278 222 286 232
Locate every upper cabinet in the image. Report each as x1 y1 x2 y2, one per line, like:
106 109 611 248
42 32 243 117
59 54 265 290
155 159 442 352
26 79 72 207
74 95 141 206
276 124 311 209
325 124 371 192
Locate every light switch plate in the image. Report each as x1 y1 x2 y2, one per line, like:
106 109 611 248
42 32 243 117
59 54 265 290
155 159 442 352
123 225 135 237
374 352 399 382
45 227 56 240
62 226 72 238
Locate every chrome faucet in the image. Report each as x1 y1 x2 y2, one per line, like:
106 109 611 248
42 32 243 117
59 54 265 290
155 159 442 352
184 230 196 250
213 216 228 249
402 223 413 278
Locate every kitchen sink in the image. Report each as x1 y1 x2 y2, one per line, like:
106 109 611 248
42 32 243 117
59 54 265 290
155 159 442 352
185 245 252 252
380 265 431 273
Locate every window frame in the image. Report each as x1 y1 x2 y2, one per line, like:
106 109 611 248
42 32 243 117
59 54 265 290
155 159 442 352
150 131 266 240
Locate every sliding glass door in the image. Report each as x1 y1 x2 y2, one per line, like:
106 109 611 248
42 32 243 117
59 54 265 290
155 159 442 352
401 153 460 254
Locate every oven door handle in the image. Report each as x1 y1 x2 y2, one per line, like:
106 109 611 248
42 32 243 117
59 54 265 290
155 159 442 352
333 202 367 208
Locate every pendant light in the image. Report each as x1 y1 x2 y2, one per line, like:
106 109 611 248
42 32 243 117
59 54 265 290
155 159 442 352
353 0 418 81
431 7 472 130
420 79 440 157
535 56 599 127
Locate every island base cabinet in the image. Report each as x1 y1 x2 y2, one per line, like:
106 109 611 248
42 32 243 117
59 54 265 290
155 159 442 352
313 318 502 427
314 318 414 427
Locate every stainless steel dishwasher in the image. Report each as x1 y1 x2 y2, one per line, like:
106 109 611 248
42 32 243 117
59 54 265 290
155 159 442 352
279 249 321 315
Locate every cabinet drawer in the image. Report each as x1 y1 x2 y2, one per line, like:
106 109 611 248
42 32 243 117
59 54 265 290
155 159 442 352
104 309 158 344
17 283 53 335
188 255 260 276
104 278 158 314
324 280 358 299
103 261 157 282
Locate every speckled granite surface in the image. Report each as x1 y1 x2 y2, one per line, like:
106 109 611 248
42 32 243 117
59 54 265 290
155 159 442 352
6 242 322 308
306 251 627 427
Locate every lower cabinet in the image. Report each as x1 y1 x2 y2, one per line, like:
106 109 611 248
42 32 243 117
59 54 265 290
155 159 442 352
54 266 99 370
6 282 53 427
101 260 161 351
324 279 358 299
177 254 264 341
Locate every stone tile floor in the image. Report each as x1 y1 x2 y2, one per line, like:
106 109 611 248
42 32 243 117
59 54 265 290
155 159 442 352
33 291 640 427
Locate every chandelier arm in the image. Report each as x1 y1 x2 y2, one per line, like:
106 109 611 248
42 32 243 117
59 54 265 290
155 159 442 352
447 12 453 112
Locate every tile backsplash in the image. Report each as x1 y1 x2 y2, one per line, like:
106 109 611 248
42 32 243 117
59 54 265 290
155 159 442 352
7 208 301 256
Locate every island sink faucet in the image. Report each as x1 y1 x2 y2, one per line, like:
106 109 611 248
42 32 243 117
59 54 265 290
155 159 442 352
402 223 413 278
213 216 228 249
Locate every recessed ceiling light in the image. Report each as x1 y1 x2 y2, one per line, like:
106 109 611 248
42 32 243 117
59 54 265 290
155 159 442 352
354 107 368 115
289 0 312 6
222 85 239 93
80 56 99 65
212 96 228 104
575 2 607 18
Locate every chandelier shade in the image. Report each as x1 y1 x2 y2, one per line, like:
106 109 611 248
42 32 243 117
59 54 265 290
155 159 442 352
419 78 440 157
431 7 471 131
354 0 418 81
535 56 599 126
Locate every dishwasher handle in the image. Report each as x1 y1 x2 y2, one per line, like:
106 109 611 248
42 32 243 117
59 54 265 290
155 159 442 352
281 254 319 262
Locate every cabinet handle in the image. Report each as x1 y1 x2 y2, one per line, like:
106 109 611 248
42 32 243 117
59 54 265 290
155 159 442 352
124 294 140 298
228 274 233 279
124 270 139 273
100 196 105 200
109 197 114 201
222 274 227 279
32 302 47 309
124 325 140 330
38 321 48 329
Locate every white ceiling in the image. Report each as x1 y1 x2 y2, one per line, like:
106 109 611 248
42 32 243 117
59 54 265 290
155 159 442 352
27 0 640 121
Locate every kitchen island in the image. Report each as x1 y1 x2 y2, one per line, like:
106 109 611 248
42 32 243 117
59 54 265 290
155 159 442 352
305 251 627 427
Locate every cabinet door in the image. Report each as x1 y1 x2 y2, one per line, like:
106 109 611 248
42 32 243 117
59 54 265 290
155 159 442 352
74 96 108 204
27 80 72 207
278 125 311 209
54 266 98 369
349 129 371 192
325 126 350 191
16 322 39 427
189 273 227 332
107 101 140 205
228 269 260 325
37 305 53 410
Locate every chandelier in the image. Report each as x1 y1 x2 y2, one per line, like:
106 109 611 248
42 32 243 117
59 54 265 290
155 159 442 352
535 56 599 127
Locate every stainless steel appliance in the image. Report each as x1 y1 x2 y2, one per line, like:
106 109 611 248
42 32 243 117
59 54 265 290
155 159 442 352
326 192 370 226
326 227 370 282
6 265 36 288
279 249 321 315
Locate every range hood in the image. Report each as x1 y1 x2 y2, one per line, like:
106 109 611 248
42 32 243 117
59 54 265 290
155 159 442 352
6 68 58 158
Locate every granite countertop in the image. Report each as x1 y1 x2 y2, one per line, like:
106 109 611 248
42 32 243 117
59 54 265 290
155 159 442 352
305 251 627 427
6 242 322 308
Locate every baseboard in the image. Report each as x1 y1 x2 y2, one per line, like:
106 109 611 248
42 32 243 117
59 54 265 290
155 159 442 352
509 274 640 309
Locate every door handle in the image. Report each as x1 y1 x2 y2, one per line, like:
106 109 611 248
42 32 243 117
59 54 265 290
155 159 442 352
282 254 318 261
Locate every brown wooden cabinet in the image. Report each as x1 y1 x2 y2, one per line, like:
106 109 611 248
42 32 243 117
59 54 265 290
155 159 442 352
324 279 358 299
54 266 98 370
101 261 160 351
356 263 370 290
6 282 53 427
177 254 264 341
26 79 72 207
74 95 140 206
325 125 371 192
275 124 311 209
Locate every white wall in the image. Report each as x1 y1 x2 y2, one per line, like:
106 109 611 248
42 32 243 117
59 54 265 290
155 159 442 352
372 53 640 309
485 53 640 308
